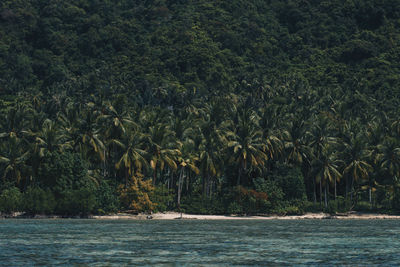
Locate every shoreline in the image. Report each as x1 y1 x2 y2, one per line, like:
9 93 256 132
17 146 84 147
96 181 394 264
2 211 400 220
93 212 400 220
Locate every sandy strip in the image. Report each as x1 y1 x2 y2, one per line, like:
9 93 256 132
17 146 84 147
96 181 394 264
92 212 400 220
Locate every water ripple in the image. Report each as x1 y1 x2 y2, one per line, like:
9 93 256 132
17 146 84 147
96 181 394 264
0 219 399 266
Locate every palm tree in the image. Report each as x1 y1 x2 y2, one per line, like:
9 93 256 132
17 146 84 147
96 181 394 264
98 100 136 180
227 108 268 186
377 138 400 187
341 136 373 201
176 141 200 209
144 123 180 185
312 146 342 207
33 119 70 157
307 114 337 203
197 119 224 196
113 128 148 186
100 100 136 136
283 118 310 166
258 105 283 164
0 103 32 140
0 136 30 187
365 120 386 204
76 104 105 163
58 101 81 146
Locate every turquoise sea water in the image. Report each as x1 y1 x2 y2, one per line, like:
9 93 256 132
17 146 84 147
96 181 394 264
0 219 399 266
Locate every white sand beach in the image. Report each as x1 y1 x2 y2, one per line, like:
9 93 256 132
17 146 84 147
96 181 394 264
92 212 400 220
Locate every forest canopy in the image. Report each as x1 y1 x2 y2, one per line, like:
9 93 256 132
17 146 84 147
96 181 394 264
1 0 400 215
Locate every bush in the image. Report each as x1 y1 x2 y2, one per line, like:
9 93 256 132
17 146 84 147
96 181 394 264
227 201 242 214
56 188 97 216
282 206 302 215
95 180 120 214
23 186 55 215
253 177 284 207
269 164 307 201
325 197 351 214
354 201 375 213
223 186 272 215
0 187 22 213
151 185 175 212
118 176 156 213
181 193 225 215
303 201 322 213
37 151 91 197
392 186 400 213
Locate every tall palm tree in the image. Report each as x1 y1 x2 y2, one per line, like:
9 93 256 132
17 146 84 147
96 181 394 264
198 118 225 196
227 108 268 186
98 100 137 179
377 138 400 186
113 128 148 186
312 146 342 207
341 136 373 201
258 105 283 164
76 104 105 163
365 120 386 204
307 114 337 203
282 118 310 166
144 123 180 185
176 141 200 209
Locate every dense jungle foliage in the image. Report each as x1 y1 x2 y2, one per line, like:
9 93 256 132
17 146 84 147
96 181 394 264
1 0 400 215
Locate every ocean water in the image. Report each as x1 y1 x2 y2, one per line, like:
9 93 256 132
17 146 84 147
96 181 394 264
0 219 399 266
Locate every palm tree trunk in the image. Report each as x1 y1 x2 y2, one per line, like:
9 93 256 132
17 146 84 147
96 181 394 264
313 177 317 204
186 172 190 192
327 182 329 206
207 174 210 197
369 187 372 204
324 184 328 208
153 169 157 185
319 180 323 206
350 177 354 202
202 173 206 196
334 177 337 200
177 168 184 209
103 150 106 179
237 167 242 186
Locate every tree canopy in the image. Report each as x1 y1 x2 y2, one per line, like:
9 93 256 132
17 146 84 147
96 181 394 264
1 0 400 215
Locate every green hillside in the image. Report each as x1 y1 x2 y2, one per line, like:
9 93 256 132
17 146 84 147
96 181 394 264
1 0 400 215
